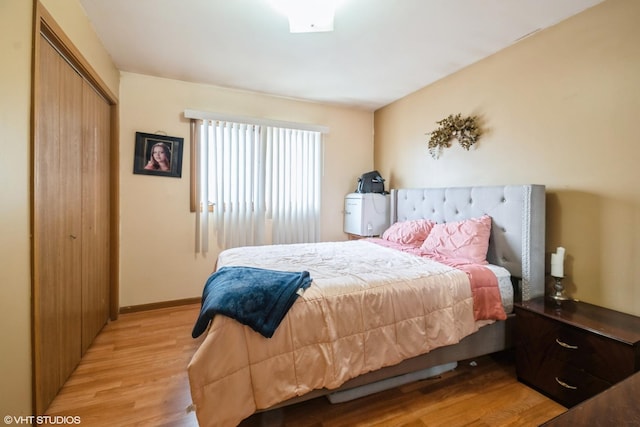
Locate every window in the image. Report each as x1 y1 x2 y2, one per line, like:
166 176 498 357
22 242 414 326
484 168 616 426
189 113 324 252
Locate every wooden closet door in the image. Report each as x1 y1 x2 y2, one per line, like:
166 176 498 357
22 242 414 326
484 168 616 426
34 34 83 412
34 7 118 414
81 81 111 352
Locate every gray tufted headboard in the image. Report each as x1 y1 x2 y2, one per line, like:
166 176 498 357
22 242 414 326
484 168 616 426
390 185 546 302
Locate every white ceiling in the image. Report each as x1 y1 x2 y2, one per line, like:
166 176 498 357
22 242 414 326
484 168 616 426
79 0 603 111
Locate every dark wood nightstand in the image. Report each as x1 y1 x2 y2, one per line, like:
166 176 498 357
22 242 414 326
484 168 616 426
514 297 640 408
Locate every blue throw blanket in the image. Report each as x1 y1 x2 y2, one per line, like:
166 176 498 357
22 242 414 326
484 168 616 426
191 266 312 339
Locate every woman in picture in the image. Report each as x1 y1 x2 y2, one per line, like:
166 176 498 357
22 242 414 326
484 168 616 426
144 142 172 171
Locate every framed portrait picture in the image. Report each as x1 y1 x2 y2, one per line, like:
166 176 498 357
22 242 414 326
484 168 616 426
133 132 183 178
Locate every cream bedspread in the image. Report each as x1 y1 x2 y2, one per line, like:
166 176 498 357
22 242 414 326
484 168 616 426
188 240 479 427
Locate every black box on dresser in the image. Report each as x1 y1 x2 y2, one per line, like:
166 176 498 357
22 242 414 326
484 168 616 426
514 297 640 408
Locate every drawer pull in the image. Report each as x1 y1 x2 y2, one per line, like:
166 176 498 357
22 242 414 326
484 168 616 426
555 338 578 350
555 377 578 390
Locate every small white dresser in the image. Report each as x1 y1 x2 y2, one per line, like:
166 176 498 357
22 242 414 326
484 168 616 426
343 193 389 237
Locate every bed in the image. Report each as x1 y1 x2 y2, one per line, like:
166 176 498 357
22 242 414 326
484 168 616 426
188 184 546 427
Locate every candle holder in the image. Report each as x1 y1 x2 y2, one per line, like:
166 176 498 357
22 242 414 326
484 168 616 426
549 276 569 301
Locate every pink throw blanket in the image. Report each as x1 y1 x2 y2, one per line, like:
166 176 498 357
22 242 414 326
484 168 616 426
445 262 507 321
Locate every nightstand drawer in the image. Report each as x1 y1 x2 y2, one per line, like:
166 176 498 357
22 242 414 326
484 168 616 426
517 308 636 384
519 356 611 407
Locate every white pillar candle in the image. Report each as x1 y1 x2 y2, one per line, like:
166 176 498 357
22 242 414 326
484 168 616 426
551 247 565 277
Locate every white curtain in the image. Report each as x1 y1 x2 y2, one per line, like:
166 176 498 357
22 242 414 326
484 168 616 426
195 119 322 252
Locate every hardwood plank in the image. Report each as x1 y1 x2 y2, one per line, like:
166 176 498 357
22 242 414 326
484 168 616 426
46 304 204 426
46 304 566 426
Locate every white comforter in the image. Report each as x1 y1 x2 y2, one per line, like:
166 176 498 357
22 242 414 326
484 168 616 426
188 240 479 426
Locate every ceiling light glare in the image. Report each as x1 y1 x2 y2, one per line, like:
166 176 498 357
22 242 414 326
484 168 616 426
268 0 344 33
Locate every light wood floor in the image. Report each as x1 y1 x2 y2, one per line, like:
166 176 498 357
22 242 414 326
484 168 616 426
46 304 566 426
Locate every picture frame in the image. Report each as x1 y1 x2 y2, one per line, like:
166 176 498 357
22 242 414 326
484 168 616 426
133 132 184 178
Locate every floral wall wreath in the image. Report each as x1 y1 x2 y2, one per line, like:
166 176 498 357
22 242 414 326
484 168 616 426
426 114 481 159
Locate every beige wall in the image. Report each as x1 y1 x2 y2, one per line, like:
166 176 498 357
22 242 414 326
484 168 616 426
374 0 640 315
119 73 373 306
0 0 119 416
0 0 35 417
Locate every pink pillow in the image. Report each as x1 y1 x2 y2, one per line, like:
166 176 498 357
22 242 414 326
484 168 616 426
420 215 492 264
381 219 436 246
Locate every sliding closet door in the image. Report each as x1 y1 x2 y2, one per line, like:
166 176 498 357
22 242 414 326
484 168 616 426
34 34 84 412
80 81 111 353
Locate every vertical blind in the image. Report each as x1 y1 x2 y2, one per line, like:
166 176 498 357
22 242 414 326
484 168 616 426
193 118 323 252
